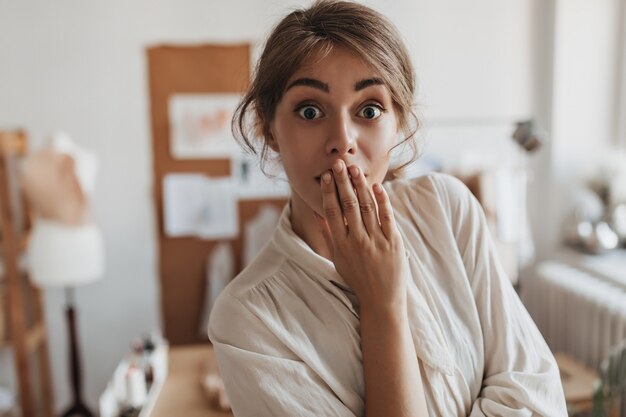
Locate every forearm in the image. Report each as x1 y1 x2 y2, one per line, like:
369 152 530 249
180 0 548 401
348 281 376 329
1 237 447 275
360 304 428 417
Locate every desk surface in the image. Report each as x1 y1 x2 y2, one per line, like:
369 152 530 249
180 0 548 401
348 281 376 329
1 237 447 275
151 344 233 417
555 352 598 412
151 345 595 416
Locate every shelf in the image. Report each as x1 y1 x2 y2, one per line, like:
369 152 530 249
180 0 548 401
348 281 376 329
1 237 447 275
0 283 6 349
0 252 30 278
20 234 29 252
0 322 46 352
0 132 27 157
100 341 169 417
0 130 54 417
0 332 8 348
25 322 45 352
0 233 31 254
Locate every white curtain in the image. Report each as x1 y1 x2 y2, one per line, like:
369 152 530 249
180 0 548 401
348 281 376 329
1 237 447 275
618 0 626 149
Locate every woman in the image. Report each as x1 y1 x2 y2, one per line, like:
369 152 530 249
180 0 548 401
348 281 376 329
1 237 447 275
208 1 568 416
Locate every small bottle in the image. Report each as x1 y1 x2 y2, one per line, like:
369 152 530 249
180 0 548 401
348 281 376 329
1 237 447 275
118 406 140 417
125 365 147 407
142 337 155 389
129 337 153 390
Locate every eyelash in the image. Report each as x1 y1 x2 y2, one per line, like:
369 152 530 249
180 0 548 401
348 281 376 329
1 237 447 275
294 103 386 121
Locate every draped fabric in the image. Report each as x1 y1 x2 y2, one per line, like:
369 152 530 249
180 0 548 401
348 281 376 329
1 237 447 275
209 173 567 417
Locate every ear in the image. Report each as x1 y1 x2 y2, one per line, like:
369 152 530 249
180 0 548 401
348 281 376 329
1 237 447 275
265 124 280 153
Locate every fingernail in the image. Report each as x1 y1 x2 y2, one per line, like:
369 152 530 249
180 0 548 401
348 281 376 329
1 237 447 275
349 165 359 177
373 183 382 194
322 172 332 184
333 160 344 173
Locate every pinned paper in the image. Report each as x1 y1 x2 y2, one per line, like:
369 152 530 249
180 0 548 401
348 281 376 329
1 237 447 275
199 243 234 337
168 94 242 159
231 152 290 200
162 174 238 240
243 205 281 267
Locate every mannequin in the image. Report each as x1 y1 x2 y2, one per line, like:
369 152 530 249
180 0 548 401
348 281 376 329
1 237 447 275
21 132 104 417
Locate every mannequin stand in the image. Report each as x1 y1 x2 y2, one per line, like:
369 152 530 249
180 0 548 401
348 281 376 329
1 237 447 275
60 288 95 417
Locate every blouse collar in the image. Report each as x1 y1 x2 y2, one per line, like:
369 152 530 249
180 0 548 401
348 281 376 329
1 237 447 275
270 200 456 376
271 201 352 289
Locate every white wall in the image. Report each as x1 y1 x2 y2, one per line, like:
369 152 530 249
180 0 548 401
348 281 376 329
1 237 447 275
0 0 542 411
537 0 624 255
552 0 622 180
616 0 626 148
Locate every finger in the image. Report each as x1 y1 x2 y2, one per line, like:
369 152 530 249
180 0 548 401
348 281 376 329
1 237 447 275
373 183 396 240
331 159 363 235
320 170 347 238
313 211 335 259
348 164 379 237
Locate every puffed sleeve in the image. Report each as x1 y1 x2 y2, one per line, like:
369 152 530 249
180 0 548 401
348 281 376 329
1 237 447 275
208 291 356 417
433 174 568 417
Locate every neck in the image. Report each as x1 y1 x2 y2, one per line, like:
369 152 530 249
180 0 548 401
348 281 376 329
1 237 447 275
289 196 333 262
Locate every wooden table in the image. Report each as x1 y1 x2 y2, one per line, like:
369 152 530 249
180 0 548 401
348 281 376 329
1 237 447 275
150 344 233 417
555 352 598 414
152 347 606 416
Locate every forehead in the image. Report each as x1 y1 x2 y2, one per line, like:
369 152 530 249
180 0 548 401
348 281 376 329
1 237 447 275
286 46 379 86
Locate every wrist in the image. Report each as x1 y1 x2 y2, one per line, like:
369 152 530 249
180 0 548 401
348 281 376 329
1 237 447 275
359 301 407 327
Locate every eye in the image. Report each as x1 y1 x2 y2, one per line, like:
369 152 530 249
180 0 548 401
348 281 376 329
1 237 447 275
358 104 384 120
295 105 324 120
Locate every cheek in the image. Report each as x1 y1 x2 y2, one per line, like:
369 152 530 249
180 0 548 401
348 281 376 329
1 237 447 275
272 132 319 180
367 120 398 155
274 118 325 159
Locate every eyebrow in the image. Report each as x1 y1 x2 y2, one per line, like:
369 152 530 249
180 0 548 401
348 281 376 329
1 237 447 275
284 77 385 93
285 78 329 93
354 77 385 91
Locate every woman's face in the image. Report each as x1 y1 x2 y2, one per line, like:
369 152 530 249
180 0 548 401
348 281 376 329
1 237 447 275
268 47 399 216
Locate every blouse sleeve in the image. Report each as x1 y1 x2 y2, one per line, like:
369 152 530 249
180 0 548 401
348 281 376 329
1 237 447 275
433 174 568 417
208 291 355 417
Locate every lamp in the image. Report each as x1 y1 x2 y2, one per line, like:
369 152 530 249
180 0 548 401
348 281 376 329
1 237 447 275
21 132 105 417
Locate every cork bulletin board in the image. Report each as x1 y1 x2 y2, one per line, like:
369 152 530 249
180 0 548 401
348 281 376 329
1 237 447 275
146 44 287 345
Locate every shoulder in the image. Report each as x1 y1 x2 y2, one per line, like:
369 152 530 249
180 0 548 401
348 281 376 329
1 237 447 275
208 242 286 346
221 240 287 299
384 171 476 218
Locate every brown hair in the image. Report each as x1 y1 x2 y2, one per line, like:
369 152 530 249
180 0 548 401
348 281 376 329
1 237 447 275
232 0 420 179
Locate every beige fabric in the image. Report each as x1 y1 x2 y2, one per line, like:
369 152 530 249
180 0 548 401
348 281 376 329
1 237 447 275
21 148 88 225
208 173 567 417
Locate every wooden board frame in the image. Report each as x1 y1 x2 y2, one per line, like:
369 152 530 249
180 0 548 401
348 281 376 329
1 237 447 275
146 44 287 345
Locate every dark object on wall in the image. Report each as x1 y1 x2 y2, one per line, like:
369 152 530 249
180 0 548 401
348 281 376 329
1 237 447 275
512 119 543 152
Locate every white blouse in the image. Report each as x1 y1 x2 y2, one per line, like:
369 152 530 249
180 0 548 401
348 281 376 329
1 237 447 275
208 173 567 416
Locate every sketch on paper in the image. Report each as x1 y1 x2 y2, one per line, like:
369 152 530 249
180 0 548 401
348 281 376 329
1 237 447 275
162 173 238 240
231 149 291 200
168 94 242 159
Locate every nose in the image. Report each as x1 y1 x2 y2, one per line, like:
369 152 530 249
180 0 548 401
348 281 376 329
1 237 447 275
325 112 357 156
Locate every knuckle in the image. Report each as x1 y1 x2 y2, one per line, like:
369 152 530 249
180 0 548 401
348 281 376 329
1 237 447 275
349 232 365 244
373 240 391 254
354 234 369 247
381 211 394 222
359 202 375 214
390 234 402 247
323 206 342 218
341 198 359 212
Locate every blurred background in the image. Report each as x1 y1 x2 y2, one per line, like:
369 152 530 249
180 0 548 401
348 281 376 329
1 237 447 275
0 0 625 416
